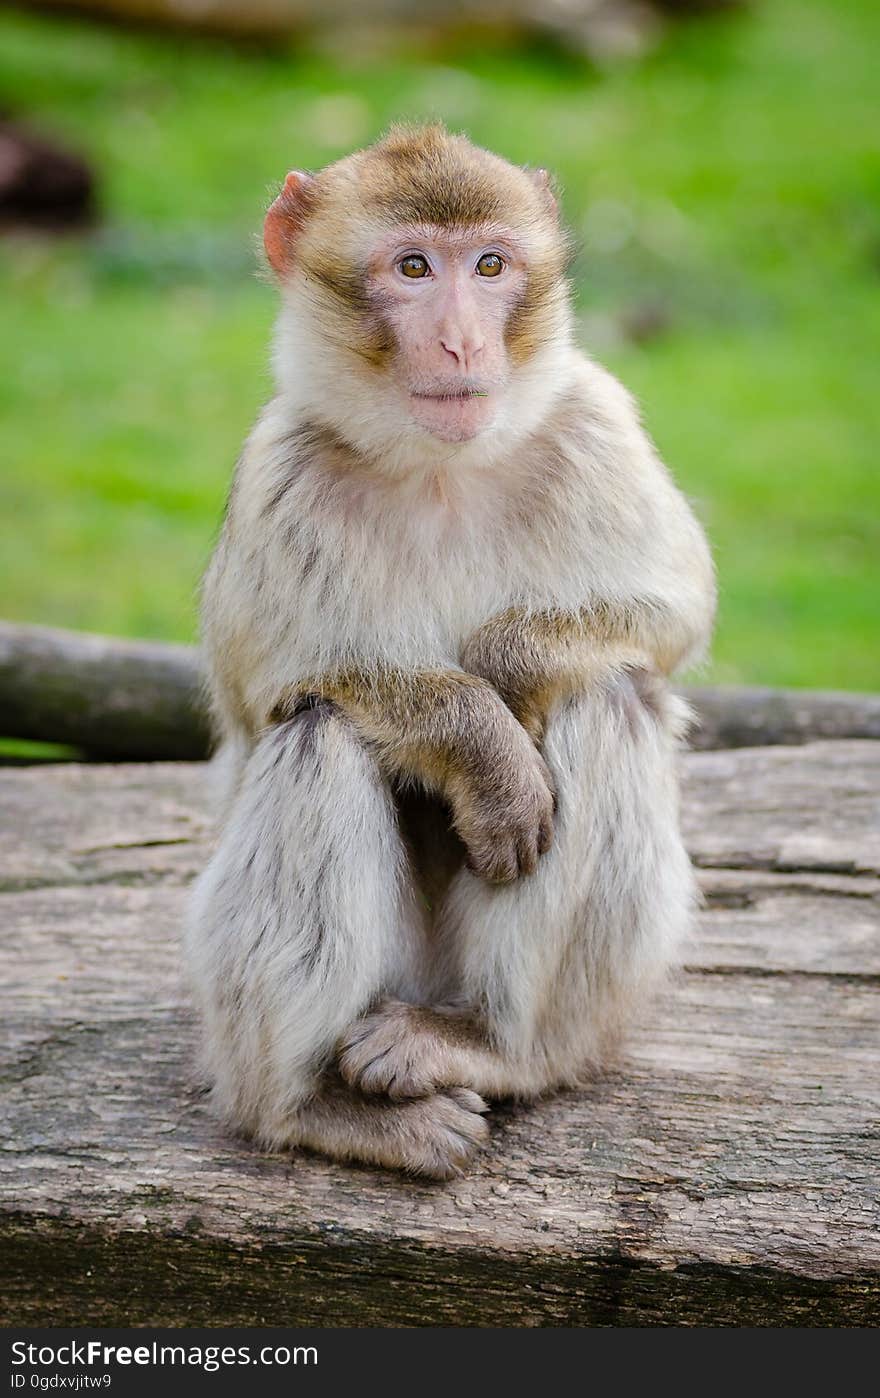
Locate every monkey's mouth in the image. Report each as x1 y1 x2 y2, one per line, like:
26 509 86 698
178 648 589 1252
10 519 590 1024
411 389 489 401
407 385 495 442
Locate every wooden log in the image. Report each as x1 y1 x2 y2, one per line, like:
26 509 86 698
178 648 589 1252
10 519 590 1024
2 621 879 760
686 684 880 750
18 0 739 52
0 621 210 761
0 741 878 1325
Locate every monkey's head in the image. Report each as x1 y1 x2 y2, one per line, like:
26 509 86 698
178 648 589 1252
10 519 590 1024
264 125 573 458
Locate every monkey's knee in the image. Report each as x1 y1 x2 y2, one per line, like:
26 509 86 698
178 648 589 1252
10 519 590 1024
513 668 695 1028
272 691 337 727
265 693 343 766
187 687 429 1133
542 667 688 815
600 665 692 744
255 693 387 803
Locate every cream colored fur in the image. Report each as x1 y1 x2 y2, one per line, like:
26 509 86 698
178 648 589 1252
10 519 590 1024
186 189 715 1175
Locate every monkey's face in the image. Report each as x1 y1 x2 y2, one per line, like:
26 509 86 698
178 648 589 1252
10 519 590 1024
362 225 525 443
264 126 572 455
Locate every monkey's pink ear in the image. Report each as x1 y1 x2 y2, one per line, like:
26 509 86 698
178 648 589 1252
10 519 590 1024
529 167 559 218
263 171 317 278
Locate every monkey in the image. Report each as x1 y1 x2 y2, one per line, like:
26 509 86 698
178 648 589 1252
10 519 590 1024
185 124 715 1179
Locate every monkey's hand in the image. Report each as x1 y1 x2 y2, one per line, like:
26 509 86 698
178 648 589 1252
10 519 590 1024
461 605 674 745
276 666 555 880
460 609 595 744
447 720 556 884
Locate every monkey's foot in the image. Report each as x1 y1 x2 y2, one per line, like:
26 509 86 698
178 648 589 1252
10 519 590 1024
339 999 468 1101
262 1079 489 1180
380 1088 489 1179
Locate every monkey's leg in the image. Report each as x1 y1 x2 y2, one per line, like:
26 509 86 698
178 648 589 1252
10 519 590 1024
339 668 696 1101
185 700 488 1176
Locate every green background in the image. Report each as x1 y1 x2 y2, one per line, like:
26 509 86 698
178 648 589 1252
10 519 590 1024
1 0 878 689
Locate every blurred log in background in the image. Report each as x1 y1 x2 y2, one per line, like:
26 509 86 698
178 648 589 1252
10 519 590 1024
20 1 743 59
2 622 878 763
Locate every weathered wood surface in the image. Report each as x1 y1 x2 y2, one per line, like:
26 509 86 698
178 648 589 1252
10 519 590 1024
1 742 878 1326
4 621 880 760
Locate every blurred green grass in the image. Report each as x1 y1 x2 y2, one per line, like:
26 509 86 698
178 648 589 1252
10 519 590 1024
1 0 878 688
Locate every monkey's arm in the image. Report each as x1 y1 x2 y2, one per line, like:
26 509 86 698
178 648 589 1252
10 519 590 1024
461 599 709 743
273 667 555 884
464 355 717 740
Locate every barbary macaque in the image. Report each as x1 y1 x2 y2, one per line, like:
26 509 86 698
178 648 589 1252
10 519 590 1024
186 125 715 1178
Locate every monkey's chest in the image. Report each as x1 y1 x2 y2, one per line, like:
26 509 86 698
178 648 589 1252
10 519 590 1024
290 492 586 670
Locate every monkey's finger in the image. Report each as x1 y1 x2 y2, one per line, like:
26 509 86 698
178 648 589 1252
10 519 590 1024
517 832 539 877
464 841 516 884
447 1087 490 1115
536 817 553 856
486 843 520 884
535 759 558 812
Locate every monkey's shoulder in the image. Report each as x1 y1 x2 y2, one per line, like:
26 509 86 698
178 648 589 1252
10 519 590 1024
226 405 349 529
544 356 652 460
515 362 671 522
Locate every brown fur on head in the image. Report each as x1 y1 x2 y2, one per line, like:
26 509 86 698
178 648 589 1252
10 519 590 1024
264 124 573 411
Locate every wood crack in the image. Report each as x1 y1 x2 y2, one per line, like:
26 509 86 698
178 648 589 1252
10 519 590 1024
682 964 880 985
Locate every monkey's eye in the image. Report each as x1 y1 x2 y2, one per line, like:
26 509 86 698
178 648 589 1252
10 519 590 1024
399 254 430 279
476 252 505 277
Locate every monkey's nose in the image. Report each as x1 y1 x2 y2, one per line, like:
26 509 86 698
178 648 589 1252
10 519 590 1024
440 334 485 373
